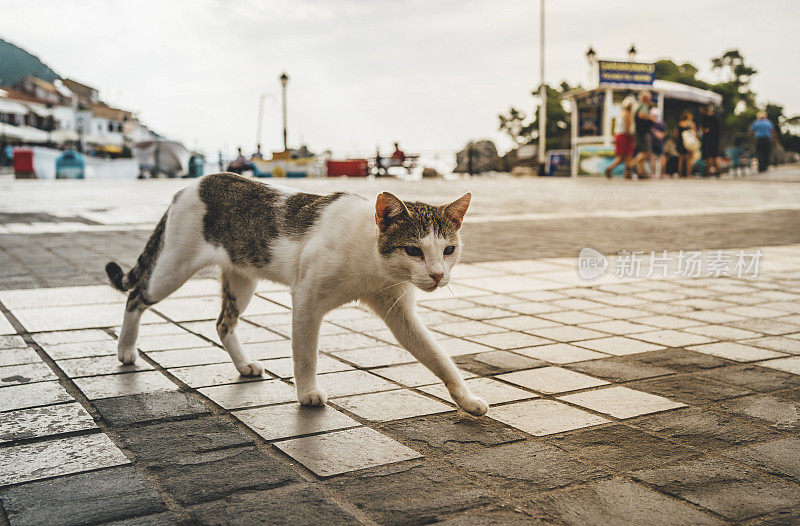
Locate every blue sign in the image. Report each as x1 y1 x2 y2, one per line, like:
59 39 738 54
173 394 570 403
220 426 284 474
598 60 655 86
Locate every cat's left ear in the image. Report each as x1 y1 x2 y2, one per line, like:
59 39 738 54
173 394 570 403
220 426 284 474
375 192 409 232
444 193 471 229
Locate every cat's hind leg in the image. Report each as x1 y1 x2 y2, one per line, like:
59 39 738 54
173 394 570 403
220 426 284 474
217 268 264 377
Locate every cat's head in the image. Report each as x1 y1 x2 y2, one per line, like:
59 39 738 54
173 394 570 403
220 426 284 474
375 192 471 292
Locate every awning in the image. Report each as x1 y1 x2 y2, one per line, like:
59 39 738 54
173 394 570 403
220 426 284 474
0 98 29 114
0 123 49 141
50 128 79 142
652 80 722 106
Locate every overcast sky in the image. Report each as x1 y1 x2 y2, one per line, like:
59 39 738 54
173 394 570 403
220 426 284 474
2 0 798 157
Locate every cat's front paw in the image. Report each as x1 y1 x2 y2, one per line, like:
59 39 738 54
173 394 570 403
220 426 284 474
457 396 489 416
298 388 328 406
235 361 265 376
118 347 137 365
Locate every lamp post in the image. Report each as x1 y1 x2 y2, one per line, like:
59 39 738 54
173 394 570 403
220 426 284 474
628 44 637 62
537 0 546 165
585 46 597 85
279 72 289 151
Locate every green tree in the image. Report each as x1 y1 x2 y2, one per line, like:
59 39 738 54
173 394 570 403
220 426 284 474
498 82 575 150
654 59 709 89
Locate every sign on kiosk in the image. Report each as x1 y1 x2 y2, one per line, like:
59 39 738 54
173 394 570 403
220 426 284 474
598 60 655 86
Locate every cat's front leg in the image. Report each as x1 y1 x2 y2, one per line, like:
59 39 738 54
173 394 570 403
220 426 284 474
291 291 327 406
366 287 488 416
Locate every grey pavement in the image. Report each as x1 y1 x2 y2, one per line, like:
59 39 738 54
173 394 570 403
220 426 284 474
1 170 800 525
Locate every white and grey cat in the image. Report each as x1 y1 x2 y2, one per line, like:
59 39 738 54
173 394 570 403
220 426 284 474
106 172 488 415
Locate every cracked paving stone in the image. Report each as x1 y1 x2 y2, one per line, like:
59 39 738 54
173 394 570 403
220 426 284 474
699 364 800 393
565 356 675 383
627 374 753 405
524 477 724 525
446 440 607 493
724 438 800 482
712 392 800 431
629 406 784 451
546 424 698 472
632 456 800 522
324 462 493 525
0 465 167 526
0 402 97 444
185 483 357 525
92 391 211 426
380 412 528 455
627 348 735 373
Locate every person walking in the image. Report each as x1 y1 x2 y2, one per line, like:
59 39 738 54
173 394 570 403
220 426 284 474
749 111 776 173
675 111 699 178
700 105 721 177
632 91 655 178
605 96 636 178
650 107 667 178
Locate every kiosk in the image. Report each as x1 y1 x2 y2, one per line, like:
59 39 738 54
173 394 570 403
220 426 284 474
562 60 722 177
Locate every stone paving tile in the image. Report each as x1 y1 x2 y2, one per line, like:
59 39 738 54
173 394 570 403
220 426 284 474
145 346 231 368
684 323 763 340
430 320 506 337
759 356 800 375
465 331 551 350
0 402 97 444
629 406 785 451
687 341 786 362
317 332 386 352
723 437 800 482
713 392 800 431
184 483 357 525
0 380 73 412
633 329 715 347
643 367 760 402
565 356 675 383
10 304 162 332
635 314 704 329
0 433 129 486
514 343 608 364
744 336 800 354
497 366 609 394
0 361 58 386
198 379 297 409
446 440 606 493
537 310 608 325
632 456 800 522
558 386 686 419
57 355 154 377
34 329 116 345
729 318 800 335
700 364 800 393
169 362 264 388
526 325 608 343
573 336 663 356
330 345 414 368
524 478 724 526
489 399 609 436
470 349 544 372
627 348 735 373
486 315 560 331
92 391 211 426
0 334 28 349
324 462 493 525
0 314 15 335
240 339 294 361
548 424 698 472
309 369 406 398
372 362 473 387
73 370 179 399
0 285 124 309
335 389 452 422
235 403 360 441
262 355 354 378
0 465 168 526
0 346 40 366
276 426 421 477
578 319 655 335
419 377 536 405
435 337 498 357
41 339 119 359
135 333 212 352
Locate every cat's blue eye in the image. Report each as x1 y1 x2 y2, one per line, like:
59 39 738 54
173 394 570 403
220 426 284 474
404 246 423 258
443 246 456 255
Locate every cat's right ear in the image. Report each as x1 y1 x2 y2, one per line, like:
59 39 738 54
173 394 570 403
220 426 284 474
375 192 408 232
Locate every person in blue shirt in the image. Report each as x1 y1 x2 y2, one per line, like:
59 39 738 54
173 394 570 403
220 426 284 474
749 111 776 173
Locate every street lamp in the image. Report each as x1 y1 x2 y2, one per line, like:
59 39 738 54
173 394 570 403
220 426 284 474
279 72 289 151
628 44 637 62
537 0 546 165
585 46 597 65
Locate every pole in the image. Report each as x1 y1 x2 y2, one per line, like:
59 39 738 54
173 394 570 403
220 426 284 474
281 83 288 151
537 0 546 164
256 94 265 151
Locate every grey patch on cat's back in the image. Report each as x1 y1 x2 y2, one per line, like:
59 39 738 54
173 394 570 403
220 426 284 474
198 172 281 267
283 192 347 237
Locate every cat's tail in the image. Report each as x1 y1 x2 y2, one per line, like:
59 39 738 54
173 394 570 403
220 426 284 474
105 211 169 293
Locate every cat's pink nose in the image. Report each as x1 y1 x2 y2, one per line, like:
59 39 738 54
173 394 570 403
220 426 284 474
429 272 443 284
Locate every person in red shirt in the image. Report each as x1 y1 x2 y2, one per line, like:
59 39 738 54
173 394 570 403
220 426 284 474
391 142 406 165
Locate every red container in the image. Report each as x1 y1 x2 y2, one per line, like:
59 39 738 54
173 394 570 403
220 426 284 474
13 149 35 178
326 159 368 177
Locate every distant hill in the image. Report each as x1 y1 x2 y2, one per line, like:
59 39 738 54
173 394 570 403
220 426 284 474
0 38 60 86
